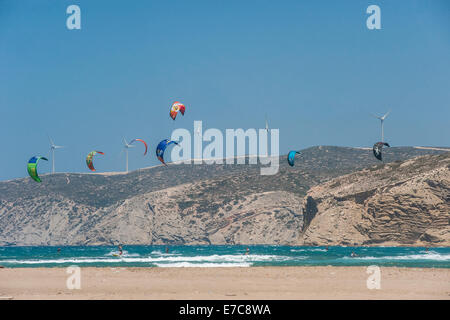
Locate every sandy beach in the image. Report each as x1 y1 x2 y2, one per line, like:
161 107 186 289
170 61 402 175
0 266 449 300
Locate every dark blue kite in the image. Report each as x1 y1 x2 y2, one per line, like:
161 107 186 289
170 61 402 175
156 139 179 165
373 142 390 161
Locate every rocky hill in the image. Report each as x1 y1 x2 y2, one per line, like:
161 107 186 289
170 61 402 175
299 152 450 246
0 146 448 246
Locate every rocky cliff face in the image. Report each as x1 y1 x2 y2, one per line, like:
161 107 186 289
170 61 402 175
0 146 448 246
299 153 450 246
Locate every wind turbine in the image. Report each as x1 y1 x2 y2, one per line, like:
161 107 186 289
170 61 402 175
372 110 390 142
48 135 64 174
122 138 135 172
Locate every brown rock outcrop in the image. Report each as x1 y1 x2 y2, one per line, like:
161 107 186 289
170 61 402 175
299 153 450 246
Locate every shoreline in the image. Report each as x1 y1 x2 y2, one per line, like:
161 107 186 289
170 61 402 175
1 265 450 269
1 266 449 300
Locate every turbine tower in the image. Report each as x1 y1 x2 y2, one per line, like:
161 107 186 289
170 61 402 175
48 135 64 174
122 138 135 172
372 110 390 142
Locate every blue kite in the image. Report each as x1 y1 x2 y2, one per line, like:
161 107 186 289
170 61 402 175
156 139 179 165
287 151 301 167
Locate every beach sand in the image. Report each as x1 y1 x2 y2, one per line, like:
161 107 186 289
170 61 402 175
0 267 449 300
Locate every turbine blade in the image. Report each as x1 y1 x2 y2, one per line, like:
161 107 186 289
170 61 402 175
47 134 55 147
370 113 381 119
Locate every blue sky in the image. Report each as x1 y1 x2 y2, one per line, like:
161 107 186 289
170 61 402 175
1 0 449 180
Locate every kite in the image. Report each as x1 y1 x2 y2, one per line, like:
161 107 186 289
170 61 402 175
27 156 48 182
130 139 148 155
169 101 186 120
86 151 104 171
372 142 390 161
156 139 179 165
287 151 301 167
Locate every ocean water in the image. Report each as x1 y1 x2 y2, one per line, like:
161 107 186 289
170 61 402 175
0 245 449 268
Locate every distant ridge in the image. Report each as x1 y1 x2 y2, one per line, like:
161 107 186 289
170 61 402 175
0 146 448 246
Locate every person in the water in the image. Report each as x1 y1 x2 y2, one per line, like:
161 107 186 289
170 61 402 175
245 247 250 255
351 251 358 257
118 244 123 256
165 247 169 254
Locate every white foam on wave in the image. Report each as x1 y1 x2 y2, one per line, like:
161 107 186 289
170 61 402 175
0 253 298 265
140 254 295 263
291 248 327 252
154 262 251 268
150 250 181 256
105 250 140 257
342 252 450 261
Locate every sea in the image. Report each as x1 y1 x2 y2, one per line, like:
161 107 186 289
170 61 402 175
0 245 449 268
